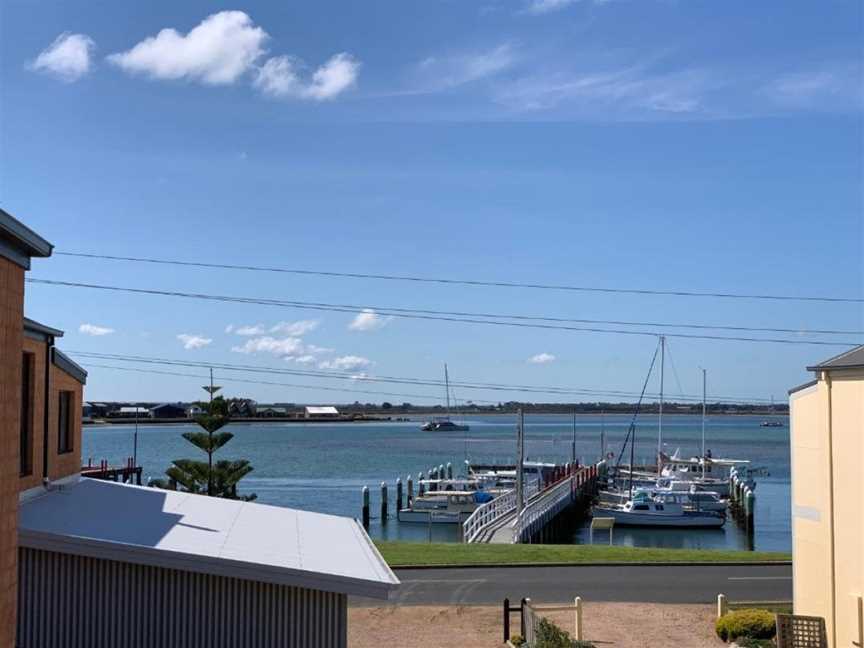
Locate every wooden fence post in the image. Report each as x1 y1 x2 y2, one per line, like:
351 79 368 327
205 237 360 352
574 596 583 640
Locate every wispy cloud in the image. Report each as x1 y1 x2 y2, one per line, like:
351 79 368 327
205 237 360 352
107 10 359 100
79 323 114 336
494 64 713 115
528 352 556 364
177 334 212 349
230 335 331 360
319 355 371 372
413 43 517 92
30 32 96 82
524 0 581 14
348 309 392 332
762 63 863 111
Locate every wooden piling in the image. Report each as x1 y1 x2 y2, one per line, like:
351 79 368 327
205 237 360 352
396 478 403 511
407 475 414 505
446 462 453 479
380 482 388 524
362 486 370 530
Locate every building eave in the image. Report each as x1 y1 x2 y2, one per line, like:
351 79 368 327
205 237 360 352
0 208 53 269
24 317 65 342
52 348 87 384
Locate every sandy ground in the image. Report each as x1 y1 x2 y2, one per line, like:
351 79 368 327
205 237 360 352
349 602 723 647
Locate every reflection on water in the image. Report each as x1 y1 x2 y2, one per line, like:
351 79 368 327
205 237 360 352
83 413 790 551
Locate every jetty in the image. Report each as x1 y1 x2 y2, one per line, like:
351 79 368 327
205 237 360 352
463 463 601 543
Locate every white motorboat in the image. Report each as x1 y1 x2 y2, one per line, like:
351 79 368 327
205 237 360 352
593 491 725 528
397 490 494 524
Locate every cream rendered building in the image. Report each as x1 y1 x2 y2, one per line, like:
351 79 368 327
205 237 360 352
789 345 864 648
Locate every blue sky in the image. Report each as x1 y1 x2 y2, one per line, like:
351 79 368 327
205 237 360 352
1 0 862 405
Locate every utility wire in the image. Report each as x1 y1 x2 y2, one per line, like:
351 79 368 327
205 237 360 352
69 350 781 404
27 278 860 346
55 251 864 304
79 363 484 404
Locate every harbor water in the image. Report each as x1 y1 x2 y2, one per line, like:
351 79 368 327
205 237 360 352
82 413 791 551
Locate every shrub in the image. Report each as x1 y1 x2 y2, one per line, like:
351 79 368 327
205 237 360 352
735 638 775 648
510 635 525 647
535 618 573 648
715 609 776 642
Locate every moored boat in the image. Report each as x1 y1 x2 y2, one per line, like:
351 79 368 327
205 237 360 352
593 491 725 528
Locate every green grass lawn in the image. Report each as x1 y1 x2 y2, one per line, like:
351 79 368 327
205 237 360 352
374 542 791 567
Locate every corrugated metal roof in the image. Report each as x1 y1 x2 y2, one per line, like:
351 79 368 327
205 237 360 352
52 348 87 384
306 406 339 415
806 345 864 372
18 479 399 599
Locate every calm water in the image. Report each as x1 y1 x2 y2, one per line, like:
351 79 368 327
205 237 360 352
82 414 791 551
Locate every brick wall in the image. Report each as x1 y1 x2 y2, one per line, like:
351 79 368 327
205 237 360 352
19 337 84 491
50 368 83 482
19 338 45 493
1 257 25 648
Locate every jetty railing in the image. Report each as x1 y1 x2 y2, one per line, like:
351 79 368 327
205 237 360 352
462 479 540 544
512 473 576 544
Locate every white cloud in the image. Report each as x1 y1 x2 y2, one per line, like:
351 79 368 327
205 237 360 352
253 52 360 100
319 355 372 372
230 320 320 336
231 336 304 357
348 309 392 332
30 32 95 82
177 334 212 350
295 355 318 365
416 44 516 91
269 320 320 336
528 352 556 364
107 11 268 85
78 323 114 336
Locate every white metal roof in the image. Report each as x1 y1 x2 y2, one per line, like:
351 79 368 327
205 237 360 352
305 406 339 415
19 479 399 599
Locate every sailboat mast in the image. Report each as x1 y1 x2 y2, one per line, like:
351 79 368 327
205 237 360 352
701 367 707 464
444 363 451 418
657 335 665 471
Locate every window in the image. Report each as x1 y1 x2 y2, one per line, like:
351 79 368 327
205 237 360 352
20 353 34 476
633 504 649 511
58 390 74 454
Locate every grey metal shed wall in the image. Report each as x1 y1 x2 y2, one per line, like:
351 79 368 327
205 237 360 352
17 547 347 648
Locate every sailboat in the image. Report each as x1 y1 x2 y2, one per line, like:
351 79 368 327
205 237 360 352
421 364 470 432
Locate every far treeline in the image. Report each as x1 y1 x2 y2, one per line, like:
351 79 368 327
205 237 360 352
354 401 789 415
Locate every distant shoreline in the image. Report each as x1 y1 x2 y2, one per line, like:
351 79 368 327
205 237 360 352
84 411 789 426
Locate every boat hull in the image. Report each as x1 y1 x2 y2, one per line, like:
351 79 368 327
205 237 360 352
592 507 725 528
397 509 471 524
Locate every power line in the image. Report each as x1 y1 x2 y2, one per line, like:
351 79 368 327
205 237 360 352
55 251 864 304
69 351 780 404
27 278 861 347
79 363 482 404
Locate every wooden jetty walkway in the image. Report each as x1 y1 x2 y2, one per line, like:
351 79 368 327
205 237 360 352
463 463 602 544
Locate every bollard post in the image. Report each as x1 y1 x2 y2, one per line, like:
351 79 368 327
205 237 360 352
396 478 403 511
362 486 370 530
380 482 388 525
428 469 435 490
503 598 510 642
447 462 453 479
717 593 727 618
418 472 426 496
439 464 446 483
574 597 583 640
745 489 755 529
407 475 414 505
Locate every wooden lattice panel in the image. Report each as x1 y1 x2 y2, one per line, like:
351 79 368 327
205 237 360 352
775 614 828 648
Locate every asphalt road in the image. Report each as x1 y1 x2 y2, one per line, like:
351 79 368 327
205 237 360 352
353 564 792 606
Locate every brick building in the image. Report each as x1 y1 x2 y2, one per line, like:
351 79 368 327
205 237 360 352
3 208 397 647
